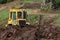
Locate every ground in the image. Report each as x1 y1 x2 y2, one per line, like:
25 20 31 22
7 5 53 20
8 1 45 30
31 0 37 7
0 0 60 40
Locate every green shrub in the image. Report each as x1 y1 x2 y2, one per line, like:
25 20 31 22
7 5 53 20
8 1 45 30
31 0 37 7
27 14 39 24
40 6 52 12
0 0 14 4
7 0 14 2
0 0 7 4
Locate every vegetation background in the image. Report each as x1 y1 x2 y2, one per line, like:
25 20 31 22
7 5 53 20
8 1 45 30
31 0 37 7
0 0 60 26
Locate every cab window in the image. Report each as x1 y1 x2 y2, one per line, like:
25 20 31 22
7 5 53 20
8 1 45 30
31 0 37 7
18 12 22 18
13 12 16 20
10 12 12 19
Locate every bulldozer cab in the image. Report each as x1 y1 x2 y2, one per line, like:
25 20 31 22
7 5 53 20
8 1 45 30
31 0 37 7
8 9 26 26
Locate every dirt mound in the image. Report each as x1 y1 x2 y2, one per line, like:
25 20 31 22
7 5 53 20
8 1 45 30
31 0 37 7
0 25 37 40
20 3 41 9
35 24 60 40
0 25 60 40
0 24 60 40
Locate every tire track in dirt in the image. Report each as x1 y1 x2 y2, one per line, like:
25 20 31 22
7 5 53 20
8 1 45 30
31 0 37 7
26 9 57 17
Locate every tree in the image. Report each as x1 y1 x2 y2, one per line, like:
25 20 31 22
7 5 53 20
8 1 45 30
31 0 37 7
0 0 14 4
0 0 7 4
52 0 60 9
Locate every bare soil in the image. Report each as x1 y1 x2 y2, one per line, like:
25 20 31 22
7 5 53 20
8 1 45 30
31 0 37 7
0 16 60 40
0 24 60 40
20 3 41 9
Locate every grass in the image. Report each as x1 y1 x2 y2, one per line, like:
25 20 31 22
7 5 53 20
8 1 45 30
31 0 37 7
54 14 60 25
20 0 43 5
0 9 40 25
25 0 43 2
0 9 60 26
0 9 9 25
27 14 40 24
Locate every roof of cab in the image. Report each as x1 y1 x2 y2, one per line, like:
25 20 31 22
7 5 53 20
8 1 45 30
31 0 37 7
10 9 25 12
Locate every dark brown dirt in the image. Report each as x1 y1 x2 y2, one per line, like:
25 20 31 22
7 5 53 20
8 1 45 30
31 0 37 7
0 25 37 40
20 3 41 9
0 16 60 40
0 24 60 40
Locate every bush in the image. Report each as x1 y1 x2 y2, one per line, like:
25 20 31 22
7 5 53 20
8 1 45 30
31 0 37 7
52 0 60 9
7 0 14 2
40 5 52 12
0 0 14 4
0 0 7 4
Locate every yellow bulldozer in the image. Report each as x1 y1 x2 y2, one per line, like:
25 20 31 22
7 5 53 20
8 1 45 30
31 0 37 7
7 9 29 28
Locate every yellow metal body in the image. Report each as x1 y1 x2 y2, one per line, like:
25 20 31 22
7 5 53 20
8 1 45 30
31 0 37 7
8 9 26 26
